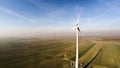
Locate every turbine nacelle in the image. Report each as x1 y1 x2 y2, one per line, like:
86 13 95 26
76 24 80 32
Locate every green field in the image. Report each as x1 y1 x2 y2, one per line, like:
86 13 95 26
0 38 120 68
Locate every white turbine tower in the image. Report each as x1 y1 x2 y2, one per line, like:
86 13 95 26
75 13 81 68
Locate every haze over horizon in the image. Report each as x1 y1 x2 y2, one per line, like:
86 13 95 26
0 0 120 38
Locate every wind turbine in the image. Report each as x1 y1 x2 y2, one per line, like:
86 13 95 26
75 13 81 68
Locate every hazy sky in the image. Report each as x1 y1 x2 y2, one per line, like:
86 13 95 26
0 0 120 37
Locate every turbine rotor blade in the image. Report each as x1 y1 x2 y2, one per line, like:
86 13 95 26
76 8 82 24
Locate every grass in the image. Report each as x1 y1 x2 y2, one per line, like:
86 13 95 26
79 44 101 64
70 42 95 61
0 39 74 68
88 41 120 68
0 38 120 68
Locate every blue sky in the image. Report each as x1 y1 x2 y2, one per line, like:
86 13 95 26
0 0 120 37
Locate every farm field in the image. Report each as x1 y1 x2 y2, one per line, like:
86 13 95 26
0 38 120 68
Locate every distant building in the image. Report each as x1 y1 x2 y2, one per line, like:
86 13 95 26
63 54 68 60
